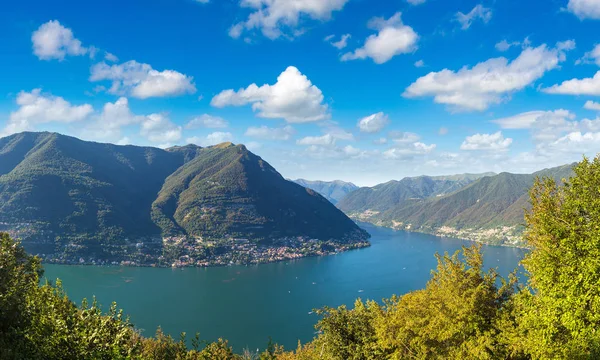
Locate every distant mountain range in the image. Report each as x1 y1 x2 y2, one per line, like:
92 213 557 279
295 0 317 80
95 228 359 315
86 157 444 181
0 132 368 263
338 167 574 246
292 179 358 204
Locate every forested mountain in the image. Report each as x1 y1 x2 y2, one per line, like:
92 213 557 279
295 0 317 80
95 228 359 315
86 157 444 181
337 173 494 213
0 132 368 263
292 179 358 204
340 167 574 245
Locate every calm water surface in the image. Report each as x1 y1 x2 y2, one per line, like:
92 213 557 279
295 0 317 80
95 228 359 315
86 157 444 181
44 224 526 351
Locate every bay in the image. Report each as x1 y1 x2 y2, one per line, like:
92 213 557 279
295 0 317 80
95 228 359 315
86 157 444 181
43 224 526 352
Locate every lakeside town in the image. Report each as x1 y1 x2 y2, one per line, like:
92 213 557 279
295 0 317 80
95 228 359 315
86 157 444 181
3 223 370 268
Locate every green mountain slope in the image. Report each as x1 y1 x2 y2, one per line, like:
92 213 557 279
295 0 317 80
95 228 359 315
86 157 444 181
292 179 358 204
152 143 368 242
337 173 494 213
344 165 574 245
0 132 368 262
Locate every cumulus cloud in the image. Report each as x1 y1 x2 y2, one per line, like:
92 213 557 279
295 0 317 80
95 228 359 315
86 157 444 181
543 71 600 96
455 5 492 30
297 134 336 146
493 109 600 144
325 34 351 49
584 100 600 111
460 131 512 151
543 131 600 153
187 132 234 147
576 44 600 65
404 43 572 111
229 0 349 40
383 142 436 160
4 89 93 135
567 0 600 20
185 114 228 129
319 122 355 140
140 114 182 144
32 20 88 60
81 97 144 142
495 39 520 52
341 12 418 64
90 60 196 99
211 66 329 123
245 125 295 140
492 110 574 130
357 112 390 133
388 130 421 143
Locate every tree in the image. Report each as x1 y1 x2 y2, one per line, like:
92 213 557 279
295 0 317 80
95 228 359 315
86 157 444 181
509 156 600 358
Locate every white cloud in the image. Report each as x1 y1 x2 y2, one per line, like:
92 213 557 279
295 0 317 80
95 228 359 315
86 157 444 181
90 60 196 99
32 20 88 60
460 131 512 151
492 109 600 145
492 110 574 130
341 12 418 64
81 97 144 142
211 66 329 123
404 44 572 111
584 100 600 111
230 0 349 39
406 0 426 5
319 122 355 141
187 132 234 147
104 52 119 62
4 89 93 135
195 0 210 3
373 137 387 144
297 134 336 146
245 125 295 140
542 131 600 154
543 71 600 96
383 142 436 159
577 44 600 65
495 39 520 52
357 112 390 133
185 114 228 129
326 34 351 49
414 60 425 67
140 114 182 143
455 5 492 30
567 0 600 20
388 130 420 143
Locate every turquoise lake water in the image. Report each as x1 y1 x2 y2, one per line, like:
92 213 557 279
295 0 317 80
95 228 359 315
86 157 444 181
44 224 526 351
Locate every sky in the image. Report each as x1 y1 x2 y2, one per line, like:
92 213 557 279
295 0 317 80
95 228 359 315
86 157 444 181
2 0 600 185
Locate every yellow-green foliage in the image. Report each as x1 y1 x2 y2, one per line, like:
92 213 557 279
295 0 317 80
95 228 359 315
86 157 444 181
3 155 600 359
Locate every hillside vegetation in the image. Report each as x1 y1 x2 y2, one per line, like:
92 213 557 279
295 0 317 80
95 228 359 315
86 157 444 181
3 156 600 359
0 132 368 263
340 166 574 245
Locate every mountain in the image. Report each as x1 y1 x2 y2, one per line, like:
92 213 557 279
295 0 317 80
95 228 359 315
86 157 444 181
292 179 358 204
338 173 494 214
341 166 574 246
0 132 369 263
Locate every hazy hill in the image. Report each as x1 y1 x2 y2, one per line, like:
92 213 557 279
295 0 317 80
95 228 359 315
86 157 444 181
292 179 358 204
0 132 368 260
337 173 494 214
341 166 574 245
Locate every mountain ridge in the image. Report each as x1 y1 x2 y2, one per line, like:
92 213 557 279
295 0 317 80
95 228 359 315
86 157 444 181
0 132 369 265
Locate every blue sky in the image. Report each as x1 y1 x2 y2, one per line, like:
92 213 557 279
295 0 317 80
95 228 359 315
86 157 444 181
2 0 600 185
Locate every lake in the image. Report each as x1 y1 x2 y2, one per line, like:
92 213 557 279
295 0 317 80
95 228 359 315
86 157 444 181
43 224 526 352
